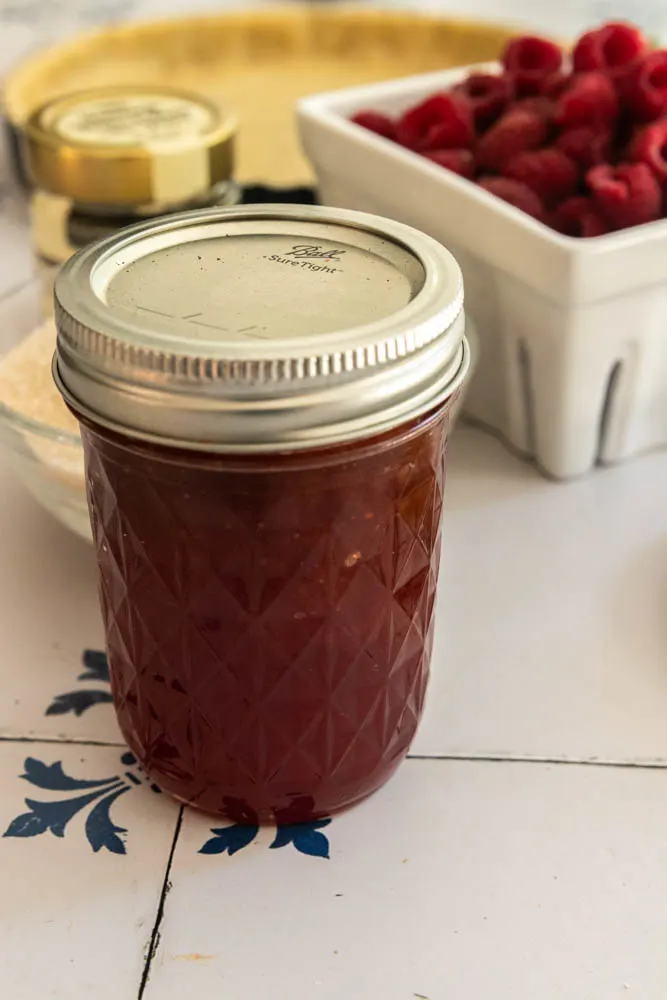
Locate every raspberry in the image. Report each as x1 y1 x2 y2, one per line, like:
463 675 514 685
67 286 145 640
573 22 648 87
503 148 578 205
629 117 667 180
555 72 618 128
452 72 512 128
552 196 608 237
476 108 548 172
351 111 396 141
541 72 571 99
556 126 613 168
396 93 474 151
478 176 545 220
587 162 662 228
502 35 563 96
513 96 555 122
627 51 667 121
422 148 475 178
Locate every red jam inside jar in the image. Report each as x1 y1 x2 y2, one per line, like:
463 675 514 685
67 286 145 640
81 407 449 822
54 206 467 823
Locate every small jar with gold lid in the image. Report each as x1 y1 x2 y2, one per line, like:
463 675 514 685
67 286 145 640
25 84 239 314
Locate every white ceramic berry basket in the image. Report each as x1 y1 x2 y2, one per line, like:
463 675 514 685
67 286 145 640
297 62 667 480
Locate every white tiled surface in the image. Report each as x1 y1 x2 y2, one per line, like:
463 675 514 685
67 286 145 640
0 741 180 1000
1 3 667 999
148 759 667 1000
417 432 667 764
0 469 113 744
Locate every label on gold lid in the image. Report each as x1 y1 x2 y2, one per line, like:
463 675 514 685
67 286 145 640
26 85 236 206
52 94 216 150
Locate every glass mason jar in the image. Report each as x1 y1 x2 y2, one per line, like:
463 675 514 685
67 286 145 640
53 205 469 823
25 85 240 316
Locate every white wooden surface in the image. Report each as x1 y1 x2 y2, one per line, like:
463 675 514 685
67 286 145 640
1 4 667 998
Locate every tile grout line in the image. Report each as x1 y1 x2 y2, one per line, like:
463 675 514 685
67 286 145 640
0 735 125 748
407 752 667 772
2 736 667 772
137 805 185 1000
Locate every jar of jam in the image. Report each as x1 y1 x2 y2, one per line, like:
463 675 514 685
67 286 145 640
25 85 239 316
53 205 468 823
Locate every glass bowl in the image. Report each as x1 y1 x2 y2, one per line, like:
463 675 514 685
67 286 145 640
0 279 91 542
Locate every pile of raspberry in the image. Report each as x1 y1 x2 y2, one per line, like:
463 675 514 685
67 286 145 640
351 22 667 237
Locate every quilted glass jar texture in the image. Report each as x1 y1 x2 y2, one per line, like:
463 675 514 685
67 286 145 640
83 410 448 821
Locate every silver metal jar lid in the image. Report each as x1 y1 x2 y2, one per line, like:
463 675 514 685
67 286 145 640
53 204 468 452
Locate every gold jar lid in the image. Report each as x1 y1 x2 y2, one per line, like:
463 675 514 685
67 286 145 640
25 85 236 206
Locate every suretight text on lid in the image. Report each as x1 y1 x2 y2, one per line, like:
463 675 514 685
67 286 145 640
53 204 468 451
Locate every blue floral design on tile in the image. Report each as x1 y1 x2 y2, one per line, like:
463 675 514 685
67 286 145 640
270 819 332 859
3 751 160 855
46 649 113 717
5 752 333 859
77 649 110 683
199 824 260 857
199 818 332 859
